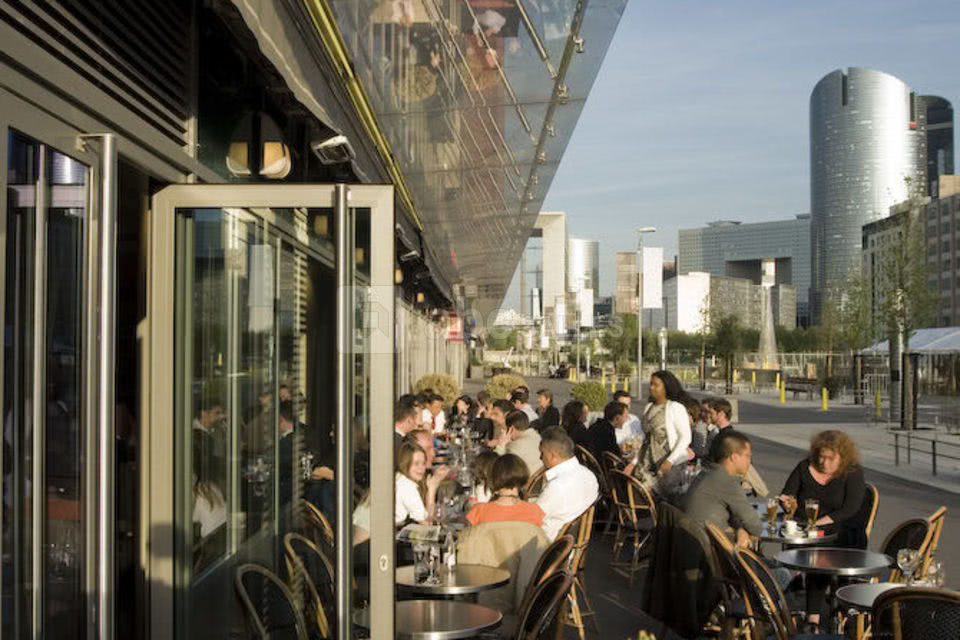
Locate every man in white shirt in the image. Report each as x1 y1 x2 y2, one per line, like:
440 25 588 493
533 427 598 540
493 411 543 475
612 391 642 446
422 394 446 434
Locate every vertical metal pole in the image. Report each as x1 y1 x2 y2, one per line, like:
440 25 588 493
334 184 354 640
932 440 937 476
636 235 643 394
31 144 48 640
96 134 118 640
894 433 899 466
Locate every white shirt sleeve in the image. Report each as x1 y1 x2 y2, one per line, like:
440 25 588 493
665 401 692 465
395 475 428 524
533 479 564 540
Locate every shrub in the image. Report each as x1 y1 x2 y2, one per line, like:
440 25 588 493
414 373 460 408
486 373 529 400
615 359 634 375
570 381 608 412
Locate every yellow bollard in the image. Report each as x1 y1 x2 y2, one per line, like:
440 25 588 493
624 377 630 394
733 369 739 384
601 371 606 388
751 370 756 390
779 380 786 404
611 377 616 393
775 371 781 391
821 387 828 412
875 389 882 418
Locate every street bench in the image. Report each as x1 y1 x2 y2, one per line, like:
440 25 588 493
784 376 818 400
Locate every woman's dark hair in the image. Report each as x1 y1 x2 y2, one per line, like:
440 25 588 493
470 449 499 492
490 453 530 493
450 394 476 421
682 396 702 423
649 369 688 404
561 400 586 428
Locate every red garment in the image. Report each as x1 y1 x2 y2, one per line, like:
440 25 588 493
466 500 544 527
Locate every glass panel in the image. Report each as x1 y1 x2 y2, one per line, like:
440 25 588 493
2 131 89 638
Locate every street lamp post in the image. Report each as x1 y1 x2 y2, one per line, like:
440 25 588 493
636 227 656 395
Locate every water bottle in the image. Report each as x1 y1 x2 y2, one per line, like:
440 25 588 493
444 529 457 573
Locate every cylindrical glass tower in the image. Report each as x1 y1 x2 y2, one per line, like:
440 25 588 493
809 68 927 322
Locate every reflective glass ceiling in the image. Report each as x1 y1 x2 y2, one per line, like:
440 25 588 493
328 0 628 311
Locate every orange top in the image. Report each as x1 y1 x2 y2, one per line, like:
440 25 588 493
466 500 545 527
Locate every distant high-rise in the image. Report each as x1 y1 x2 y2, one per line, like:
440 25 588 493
809 68 928 322
567 238 599 293
921 95 954 193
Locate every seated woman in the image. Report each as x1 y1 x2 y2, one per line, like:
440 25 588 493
469 449 499 504
466 453 545 527
395 441 448 525
779 430 866 630
560 400 590 449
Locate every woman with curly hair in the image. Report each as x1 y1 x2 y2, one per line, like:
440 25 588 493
779 430 867 630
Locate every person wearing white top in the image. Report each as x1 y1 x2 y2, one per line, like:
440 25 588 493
612 390 643 446
533 427 598 540
422 394 446 434
395 440 449 525
625 371 692 486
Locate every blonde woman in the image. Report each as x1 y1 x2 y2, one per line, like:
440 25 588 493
395 441 448 525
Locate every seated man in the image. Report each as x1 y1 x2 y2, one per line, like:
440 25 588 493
533 427 598 540
493 411 543 475
587 401 627 460
612 391 642 445
683 429 763 548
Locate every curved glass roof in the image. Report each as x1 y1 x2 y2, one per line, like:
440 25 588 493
327 0 629 311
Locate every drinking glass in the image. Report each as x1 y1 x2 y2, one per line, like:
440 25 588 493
765 498 779 526
413 543 431 584
926 560 945 587
897 548 920 584
804 499 819 528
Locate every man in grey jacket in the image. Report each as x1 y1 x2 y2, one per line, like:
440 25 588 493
683 429 763 548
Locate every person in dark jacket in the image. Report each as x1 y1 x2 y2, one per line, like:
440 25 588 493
560 400 590 449
587 401 627 460
779 430 866 629
535 389 561 430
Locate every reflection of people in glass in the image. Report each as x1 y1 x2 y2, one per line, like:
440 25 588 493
192 436 226 537
277 400 297 508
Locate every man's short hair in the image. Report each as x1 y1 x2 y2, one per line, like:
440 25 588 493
710 429 750 463
536 388 552 401
395 402 417 423
708 398 732 419
505 410 530 431
509 390 529 404
604 401 628 421
397 393 417 409
492 399 514 415
612 390 631 402
490 453 530 492
404 429 431 447
279 400 295 423
540 426 575 458
428 393 444 404
477 390 492 405
415 393 430 406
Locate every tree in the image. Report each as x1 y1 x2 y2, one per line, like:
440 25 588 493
872 177 938 428
712 314 744 394
600 314 638 367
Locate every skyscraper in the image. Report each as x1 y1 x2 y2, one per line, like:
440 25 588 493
809 68 928 322
567 238 599 293
921 95 954 193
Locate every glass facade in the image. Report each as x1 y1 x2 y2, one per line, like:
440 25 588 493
809 68 927 322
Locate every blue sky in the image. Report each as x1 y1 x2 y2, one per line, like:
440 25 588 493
504 0 960 310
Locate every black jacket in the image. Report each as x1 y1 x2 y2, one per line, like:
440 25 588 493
586 419 622 460
539 406 561 429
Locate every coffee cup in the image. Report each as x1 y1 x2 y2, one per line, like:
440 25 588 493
783 519 799 535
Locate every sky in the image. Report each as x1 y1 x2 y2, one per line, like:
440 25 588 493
503 0 960 311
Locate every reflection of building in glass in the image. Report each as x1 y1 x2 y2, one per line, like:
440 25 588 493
678 216 810 326
921 96 954 193
809 68 933 323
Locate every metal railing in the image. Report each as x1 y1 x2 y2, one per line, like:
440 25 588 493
891 431 960 476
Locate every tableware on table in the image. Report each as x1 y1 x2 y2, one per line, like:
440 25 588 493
765 498 779 526
413 543 441 585
804 498 819 526
896 548 920 584
783 519 799 535
925 560 945 587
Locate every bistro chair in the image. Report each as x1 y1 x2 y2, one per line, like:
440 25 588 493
877 518 932 583
514 571 575 640
235 563 309 640
524 467 547 499
283 532 335 639
300 499 335 554
872 587 960 640
557 505 599 640
921 506 946 574
608 470 657 586
600 451 627 535
516 535 575 618
863 483 880 543
704 522 752 640
734 547 844 640
575 445 615 533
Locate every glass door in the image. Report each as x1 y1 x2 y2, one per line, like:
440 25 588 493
1 126 99 638
146 184 395 640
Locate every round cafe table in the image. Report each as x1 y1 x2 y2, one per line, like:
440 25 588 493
396 564 510 599
353 600 503 640
835 582 904 612
775 548 893 577
757 523 837 546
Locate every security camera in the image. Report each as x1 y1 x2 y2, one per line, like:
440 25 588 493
310 134 355 165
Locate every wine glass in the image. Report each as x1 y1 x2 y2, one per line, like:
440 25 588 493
897 548 920 584
926 560 945 588
804 499 819 529
765 498 779 527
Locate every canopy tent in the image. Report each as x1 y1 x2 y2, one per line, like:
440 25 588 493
862 327 960 355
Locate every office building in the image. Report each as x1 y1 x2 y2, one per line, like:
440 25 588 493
864 176 960 328
922 96 955 192
567 237 600 293
661 272 796 333
810 68 933 322
678 216 811 325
